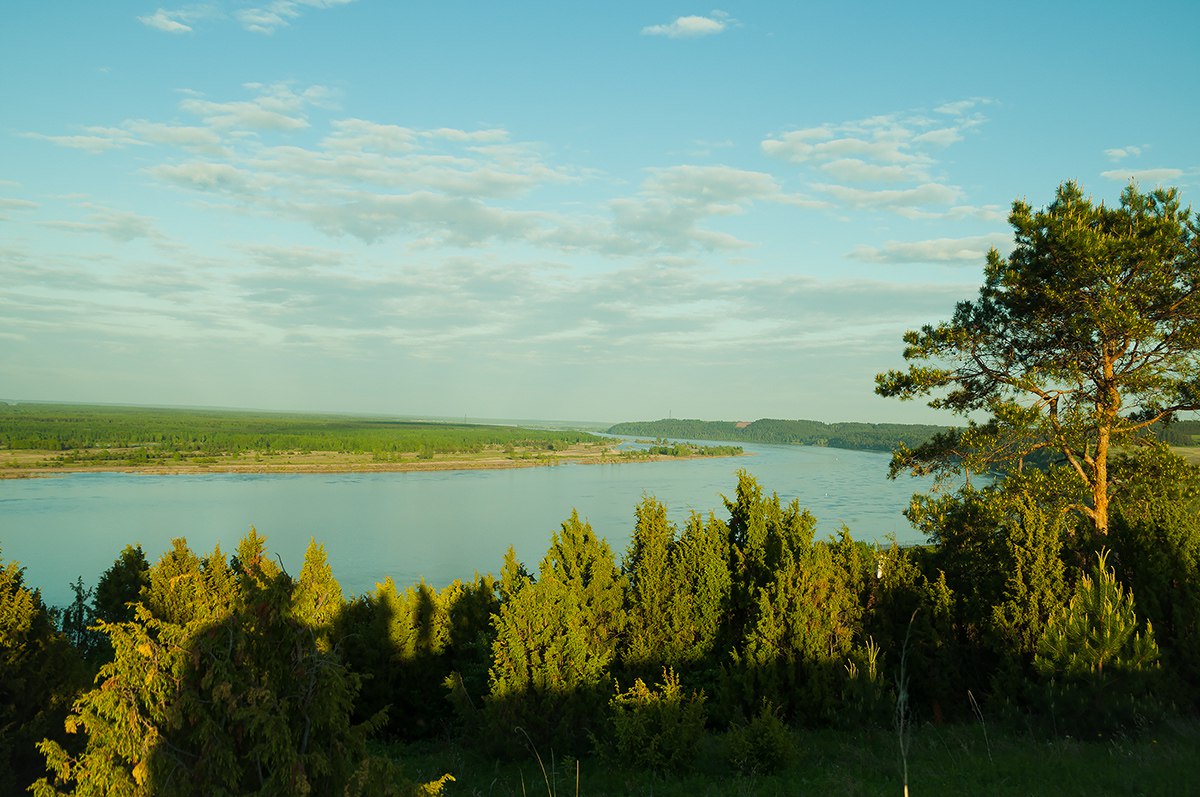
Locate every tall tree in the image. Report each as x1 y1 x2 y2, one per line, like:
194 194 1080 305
877 182 1200 535
1 552 85 794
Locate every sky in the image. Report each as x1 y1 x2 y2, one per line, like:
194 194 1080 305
2 2 1198 425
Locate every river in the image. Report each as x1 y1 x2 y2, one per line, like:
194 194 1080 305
0 440 938 607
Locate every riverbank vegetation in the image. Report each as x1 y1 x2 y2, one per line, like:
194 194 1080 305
609 417 951 452
0 404 740 476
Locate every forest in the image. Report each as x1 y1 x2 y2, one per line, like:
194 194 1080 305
0 404 604 461
4 182 1200 794
607 417 951 453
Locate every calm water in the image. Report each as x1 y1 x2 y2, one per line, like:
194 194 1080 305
0 441 935 607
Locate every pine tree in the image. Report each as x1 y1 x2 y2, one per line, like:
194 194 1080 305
1036 549 1158 679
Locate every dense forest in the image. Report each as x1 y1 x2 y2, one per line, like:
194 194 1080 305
610 416 1200 454
608 417 954 452
0 403 603 458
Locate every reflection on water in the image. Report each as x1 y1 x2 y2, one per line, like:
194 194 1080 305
1 440 941 607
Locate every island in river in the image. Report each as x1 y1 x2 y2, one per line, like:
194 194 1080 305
0 403 743 478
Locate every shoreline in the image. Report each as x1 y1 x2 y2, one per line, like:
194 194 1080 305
0 444 747 479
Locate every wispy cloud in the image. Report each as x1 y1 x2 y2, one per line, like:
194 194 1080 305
237 0 356 34
1099 167 1184 184
848 233 1011 265
138 7 204 33
1104 145 1143 161
762 100 990 217
40 202 169 244
138 1 355 35
642 11 732 38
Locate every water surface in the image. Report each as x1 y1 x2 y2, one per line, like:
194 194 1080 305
0 441 935 607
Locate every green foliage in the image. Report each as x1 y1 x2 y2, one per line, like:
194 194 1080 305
878 181 1200 535
1109 446 1200 699
31 532 421 797
989 492 1068 661
622 500 731 677
92 545 150 627
0 403 604 466
0 552 86 795
607 417 949 453
57 577 101 659
291 538 343 638
1036 550 1159 679
731 539 860 723
600 668 707 774
484 511 626 753
723 701 793 775
344 572 498 739
718 473 865 723
1033 550 1162 735
724 471 817 650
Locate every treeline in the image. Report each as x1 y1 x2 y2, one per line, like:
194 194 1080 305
0 403 602 458
608 417 952 452
4 450 1199 792
1156 419 1200 446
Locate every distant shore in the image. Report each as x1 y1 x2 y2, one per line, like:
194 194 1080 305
0 442 746 479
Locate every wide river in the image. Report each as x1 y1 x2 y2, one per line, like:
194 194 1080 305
1 441 937 608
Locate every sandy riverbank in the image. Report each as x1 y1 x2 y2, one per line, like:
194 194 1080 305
0 442 744 478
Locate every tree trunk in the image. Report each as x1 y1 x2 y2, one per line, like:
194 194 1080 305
1094 425 1109 536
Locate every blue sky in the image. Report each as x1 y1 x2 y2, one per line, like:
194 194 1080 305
2 2 1197 424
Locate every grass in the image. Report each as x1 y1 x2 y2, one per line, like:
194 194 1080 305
384 720 1200 796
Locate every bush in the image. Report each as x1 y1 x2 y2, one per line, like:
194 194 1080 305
725 701 793 775
600 668 707 774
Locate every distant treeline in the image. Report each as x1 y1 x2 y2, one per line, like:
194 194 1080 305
608 417 953 452
1157 419 1200 446
0 403 602 457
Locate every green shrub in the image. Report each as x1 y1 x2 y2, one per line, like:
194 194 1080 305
600 668 707 774
725 701 793 775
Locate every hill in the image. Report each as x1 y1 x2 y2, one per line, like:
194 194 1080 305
606 417 951 452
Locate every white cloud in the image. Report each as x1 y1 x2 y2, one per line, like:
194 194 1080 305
237 0 356 34
0 198 38 211
24 126 143 153
149 162 264 195
1104 145 1143 161
848 233 1011 265
1100 167 1183 184
40 203 167 243
125 121 227 155
763 102 989 216
814 182 963 213
603 164 817 253
179 83 320 131
820 159 927 184
138 8 195 33
642 12 730 38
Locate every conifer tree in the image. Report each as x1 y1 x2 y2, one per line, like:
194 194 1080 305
1 552 85 794
292 538 343 636
666 511 731 668
33 533 432 797
485 511 626 752
1035 549 1159 679
623 497 679 669
92 545 150 626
